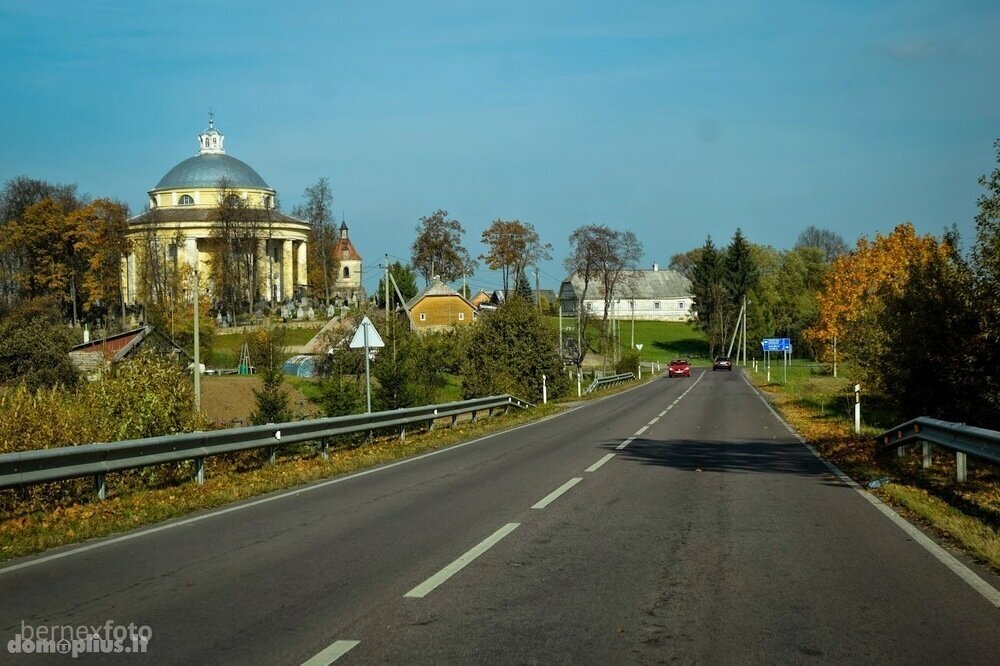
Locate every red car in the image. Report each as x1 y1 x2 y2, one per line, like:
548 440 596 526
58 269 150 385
668 358 691 378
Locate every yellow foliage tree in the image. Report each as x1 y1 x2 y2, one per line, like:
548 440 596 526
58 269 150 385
806 223 951 363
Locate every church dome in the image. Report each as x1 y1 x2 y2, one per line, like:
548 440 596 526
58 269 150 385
153 153 270 191
151 115 272 192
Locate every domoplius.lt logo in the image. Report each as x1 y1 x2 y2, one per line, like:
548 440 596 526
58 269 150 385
7 620 151 657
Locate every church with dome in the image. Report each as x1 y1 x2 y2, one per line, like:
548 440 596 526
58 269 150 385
123 116 362 310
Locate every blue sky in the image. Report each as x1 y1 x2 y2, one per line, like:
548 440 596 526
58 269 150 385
2 1 998 294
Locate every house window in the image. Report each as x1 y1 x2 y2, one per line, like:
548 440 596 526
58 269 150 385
654 302 661 310
585 302 593 311
178 194 194 205
419 312 426 321
679 301 686 310
343 266 350 278
458 312 465 321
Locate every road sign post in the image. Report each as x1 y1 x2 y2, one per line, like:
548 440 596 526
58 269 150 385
350 316 386 414
761 338 791 384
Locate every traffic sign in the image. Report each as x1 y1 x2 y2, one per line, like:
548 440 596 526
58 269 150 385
349 316 385 349
761 337 791 352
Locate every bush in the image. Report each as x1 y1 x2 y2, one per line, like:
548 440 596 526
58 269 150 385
0 316 79 390
462 298 568 402
615 349 640 376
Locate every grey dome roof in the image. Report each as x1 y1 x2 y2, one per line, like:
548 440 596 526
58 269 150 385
153 153 271 191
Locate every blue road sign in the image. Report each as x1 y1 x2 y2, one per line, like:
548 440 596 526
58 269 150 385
762 338 792 352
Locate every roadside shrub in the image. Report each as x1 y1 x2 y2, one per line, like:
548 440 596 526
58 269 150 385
616 349 640 376
462 298 568 402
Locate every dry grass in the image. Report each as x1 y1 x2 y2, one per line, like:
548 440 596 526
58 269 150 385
0 403 563 562
748 368 1000 572
0 369 661 562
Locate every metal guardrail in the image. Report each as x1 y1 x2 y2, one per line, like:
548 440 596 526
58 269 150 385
877 417 1000 483
585 372 635 394
0 394 532 499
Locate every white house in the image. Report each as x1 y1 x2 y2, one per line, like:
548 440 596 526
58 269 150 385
559 264 694 322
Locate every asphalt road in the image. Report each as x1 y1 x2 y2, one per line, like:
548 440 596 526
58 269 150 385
2 369 999 664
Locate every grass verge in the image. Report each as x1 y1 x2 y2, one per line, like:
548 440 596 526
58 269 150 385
747 364 1000 573
0 370 667 563
1 403 564 562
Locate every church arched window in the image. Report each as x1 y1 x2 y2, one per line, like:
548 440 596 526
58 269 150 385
343 266 350 278
178 195 194 205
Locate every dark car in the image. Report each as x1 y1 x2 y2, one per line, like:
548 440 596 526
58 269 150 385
712 356 733 371
668 358 691 378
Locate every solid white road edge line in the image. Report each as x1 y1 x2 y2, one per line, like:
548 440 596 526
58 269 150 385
0 403 586 576
531 478 583 509
301 640 360 665
404 523 520 598
585 453 616 472
742 372 1000 608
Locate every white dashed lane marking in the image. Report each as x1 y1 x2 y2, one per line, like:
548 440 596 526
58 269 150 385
404 523 521 598
585 454 616 472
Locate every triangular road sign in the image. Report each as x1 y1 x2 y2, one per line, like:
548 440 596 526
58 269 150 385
349 316 385 349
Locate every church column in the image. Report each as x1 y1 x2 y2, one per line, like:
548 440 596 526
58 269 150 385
255 239 267 301
296 241 308 289
185 238 199 270
282 239 294 300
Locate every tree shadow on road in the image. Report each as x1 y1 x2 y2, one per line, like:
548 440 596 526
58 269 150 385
606 436 850 487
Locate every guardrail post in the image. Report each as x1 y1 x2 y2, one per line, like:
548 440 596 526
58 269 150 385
400 425 406 441
427 419 435 432
193 457 205 485
471 410 478 423
922 442 931 469
93 473 106 501
267 446 277 465
319 438 329 460
451 414 458 427
897 445 905 458
956 452 967 483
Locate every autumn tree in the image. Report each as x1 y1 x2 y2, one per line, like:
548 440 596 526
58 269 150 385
0 177 80 308
8 196 88 325
479 219 552 300
292 178 339 303
75 198 131 330
806 222 947 375
411 210 474 284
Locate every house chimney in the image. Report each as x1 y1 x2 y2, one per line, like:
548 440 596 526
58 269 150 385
653 262 659 272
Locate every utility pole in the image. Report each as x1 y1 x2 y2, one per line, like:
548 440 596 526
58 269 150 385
193 268 201 415
534 268 540 311
630 299 635 349
384 253 389 316
742 295 747 366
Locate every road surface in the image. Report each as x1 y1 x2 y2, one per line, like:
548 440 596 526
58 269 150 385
2 369 998 663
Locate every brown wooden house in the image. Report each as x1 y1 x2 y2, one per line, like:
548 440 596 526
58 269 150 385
406 279 477 333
